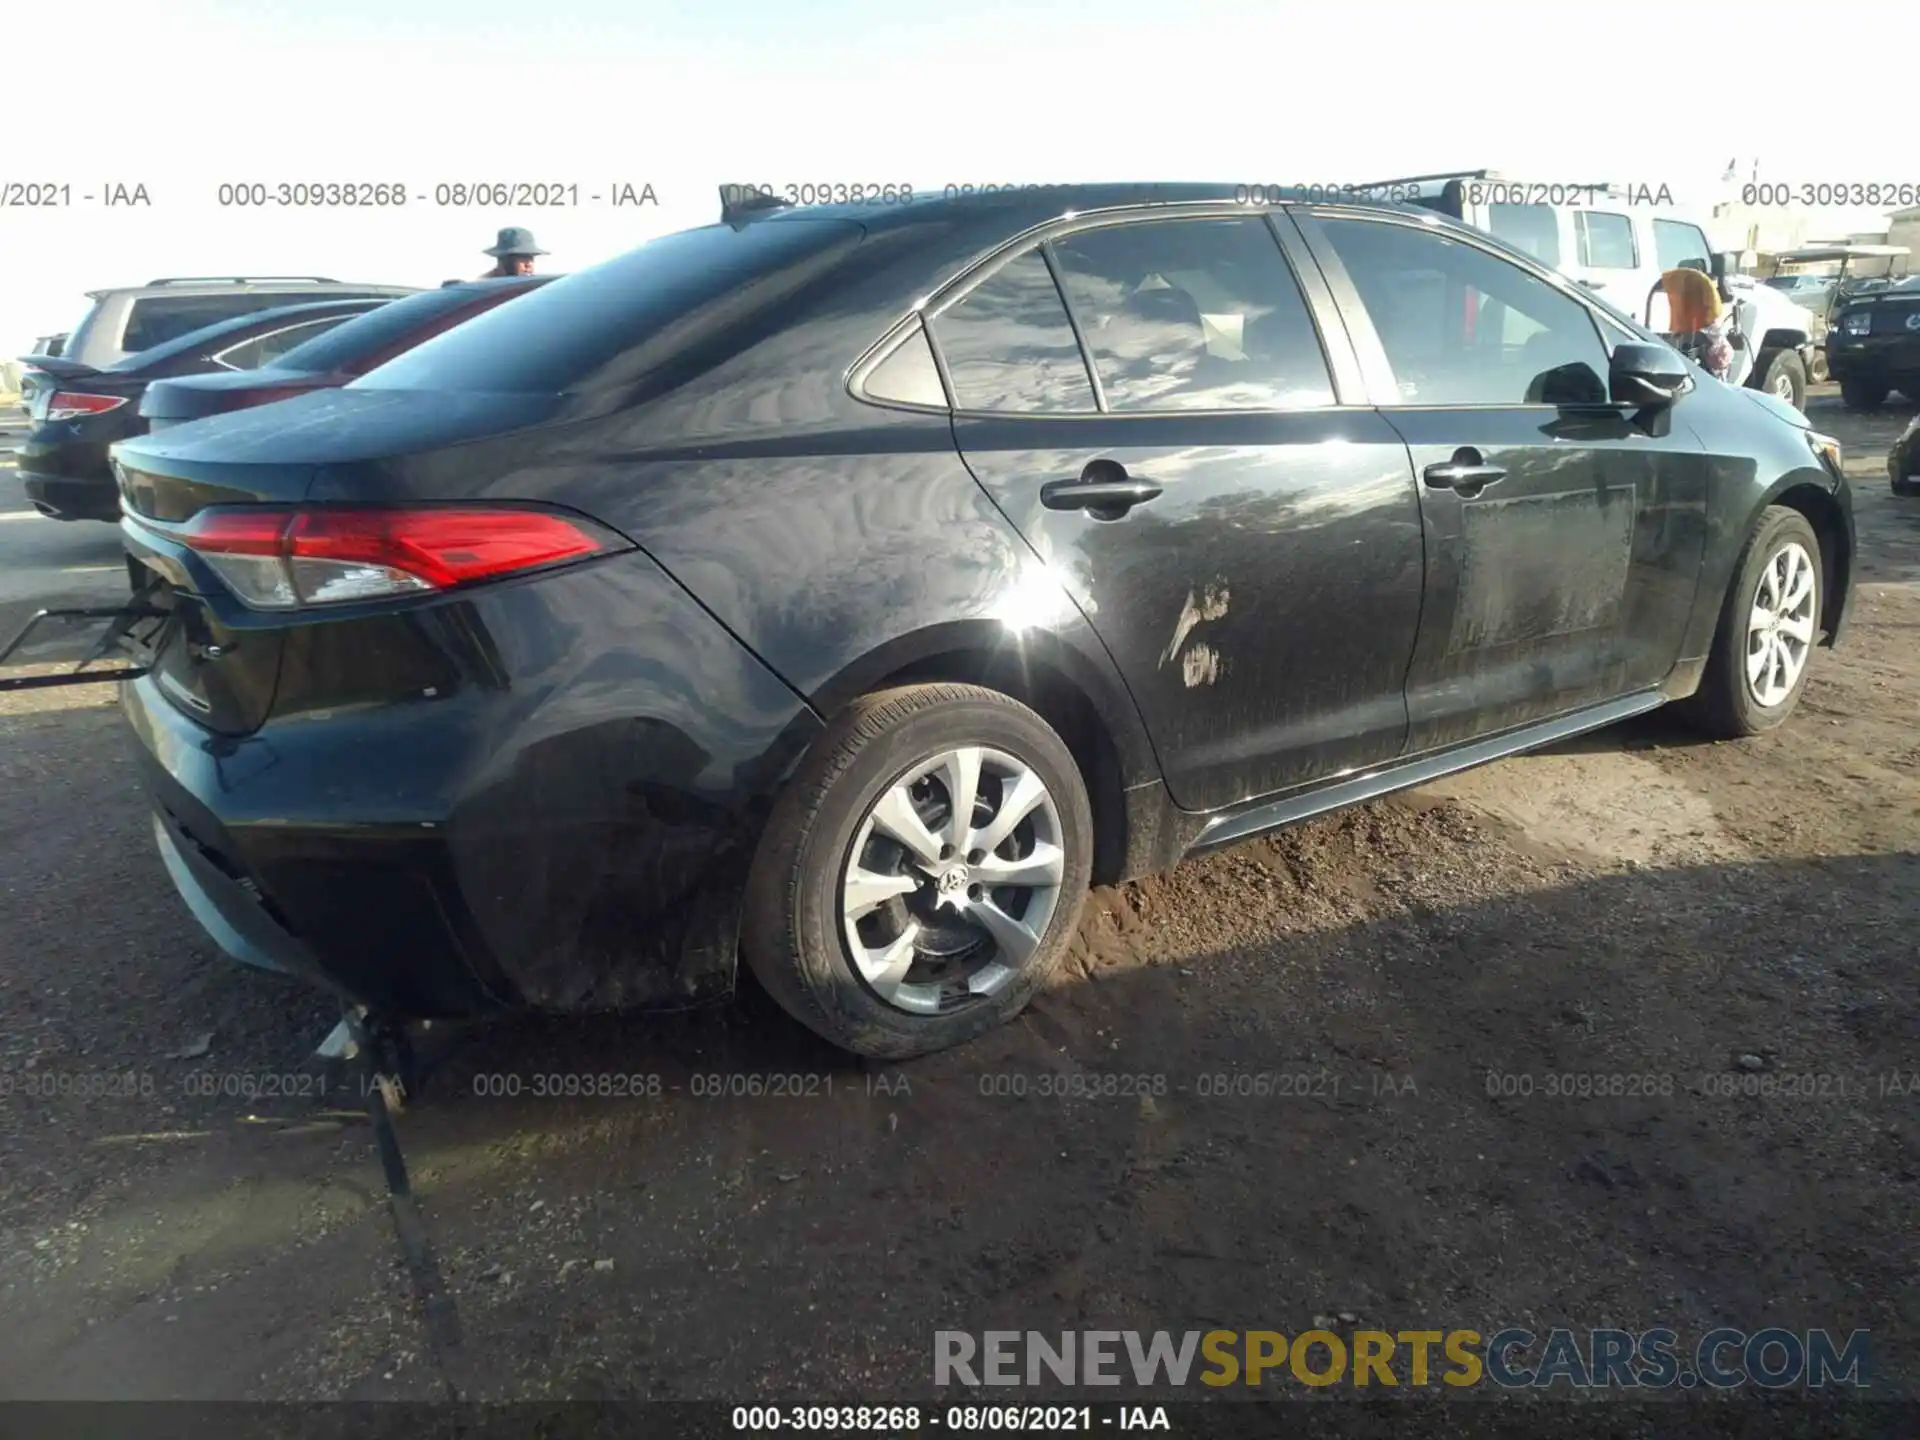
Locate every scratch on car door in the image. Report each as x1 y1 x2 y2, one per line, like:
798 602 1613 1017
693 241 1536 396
1160 582 1230 681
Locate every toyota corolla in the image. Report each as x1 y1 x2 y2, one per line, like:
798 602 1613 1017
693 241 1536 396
100 184 1854 1058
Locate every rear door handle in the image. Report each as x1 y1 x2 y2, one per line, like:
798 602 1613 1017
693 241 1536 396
1041 461 1163 518
1423 451 1507 495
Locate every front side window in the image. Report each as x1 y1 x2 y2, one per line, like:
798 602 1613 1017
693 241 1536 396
930 251 1097 413
1577 211 1638 269
1047 217 1335 411
1317 217 1611 406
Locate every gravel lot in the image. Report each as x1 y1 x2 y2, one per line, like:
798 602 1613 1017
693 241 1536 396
0 394 1915 1417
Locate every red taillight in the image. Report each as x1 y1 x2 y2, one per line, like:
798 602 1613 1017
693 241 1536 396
46 391 129 421
174 506 626 610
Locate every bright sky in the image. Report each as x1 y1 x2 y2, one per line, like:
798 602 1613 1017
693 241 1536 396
4 0 1913 347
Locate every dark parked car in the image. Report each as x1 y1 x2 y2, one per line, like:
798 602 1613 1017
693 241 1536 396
1827 274 1920 409
104 184 1855 1059
19 298 391 520
15 333 70 415
1891 413 1920 496
139 276 553 432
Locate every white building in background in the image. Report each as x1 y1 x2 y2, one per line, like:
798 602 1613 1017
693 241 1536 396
1704 158 1911 272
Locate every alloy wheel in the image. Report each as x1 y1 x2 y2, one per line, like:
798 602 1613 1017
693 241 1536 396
839 746 1066 1014
1770 370 1796 402
1745 540 1816 707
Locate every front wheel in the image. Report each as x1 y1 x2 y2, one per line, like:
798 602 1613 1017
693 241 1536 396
741 683 1094 1059
1751 349 1807 410
1838 376 1888 410
1675 507 1822 739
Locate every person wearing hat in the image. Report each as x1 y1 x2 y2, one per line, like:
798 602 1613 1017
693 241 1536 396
479 227 548 278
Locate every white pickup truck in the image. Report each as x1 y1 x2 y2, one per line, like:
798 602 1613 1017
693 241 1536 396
1355 171 1821 409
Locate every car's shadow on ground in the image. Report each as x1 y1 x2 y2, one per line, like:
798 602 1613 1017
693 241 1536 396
2 675 1915 1414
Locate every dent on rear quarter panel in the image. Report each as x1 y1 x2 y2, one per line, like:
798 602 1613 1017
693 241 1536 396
439 553 823 1010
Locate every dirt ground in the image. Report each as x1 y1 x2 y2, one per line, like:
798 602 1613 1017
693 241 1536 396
0 392 1915 1414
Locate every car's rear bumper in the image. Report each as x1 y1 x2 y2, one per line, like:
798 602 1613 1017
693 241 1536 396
1826 336 1920 384
121 551 824 1018
19 441 118 520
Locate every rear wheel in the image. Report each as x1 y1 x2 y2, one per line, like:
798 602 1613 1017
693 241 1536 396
1752 349 1807 409
1838 376 1887 410
1676 507 1822 739
741 684 1093 1059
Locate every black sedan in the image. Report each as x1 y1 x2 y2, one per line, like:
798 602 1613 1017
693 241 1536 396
139 276 552 432
105 184 1855 1058
19 298 390 521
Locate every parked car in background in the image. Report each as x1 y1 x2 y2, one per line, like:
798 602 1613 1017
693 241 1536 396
139 276 554 432
16 333 72 415
1890 413 1919 496
1766 272 1838 315
103 184 1852 1059
30 276 417 375
19 298 393 520
1827 274 1920 409
1374 170 1820 407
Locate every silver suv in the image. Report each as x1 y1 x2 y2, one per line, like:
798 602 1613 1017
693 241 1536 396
43 275 418 372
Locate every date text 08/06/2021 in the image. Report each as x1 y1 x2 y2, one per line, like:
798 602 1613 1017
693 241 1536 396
730 1405 1172 1432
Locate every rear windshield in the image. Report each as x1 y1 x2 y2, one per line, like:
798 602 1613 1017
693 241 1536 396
106 302 376 371
349 219 865 395
270 284 536 373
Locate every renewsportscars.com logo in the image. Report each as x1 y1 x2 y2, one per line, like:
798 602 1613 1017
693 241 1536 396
934 1328 1872 1391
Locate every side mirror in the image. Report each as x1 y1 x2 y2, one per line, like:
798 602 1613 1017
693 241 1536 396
1708 252 1736 302
1610 342 1691 407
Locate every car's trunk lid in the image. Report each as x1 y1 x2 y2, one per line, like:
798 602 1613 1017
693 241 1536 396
141 368 331 428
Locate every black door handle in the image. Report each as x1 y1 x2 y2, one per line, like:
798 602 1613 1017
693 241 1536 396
1423 449 1507 495
1041 461 1163 518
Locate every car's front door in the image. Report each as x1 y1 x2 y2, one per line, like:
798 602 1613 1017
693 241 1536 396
1295 209 1711 755
930 211 1427 813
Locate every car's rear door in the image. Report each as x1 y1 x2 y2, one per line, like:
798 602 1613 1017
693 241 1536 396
1294 207 1710 754
933 207 1427 812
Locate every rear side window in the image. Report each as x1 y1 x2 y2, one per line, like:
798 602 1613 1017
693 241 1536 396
1486 204 1560 265
1652 220 1710 273
121 293 323 352
931 251 1097 413
1048 217 1334 411
351 220 864 395
105 303 373 371
1576 211 1638 269
215 316 357 370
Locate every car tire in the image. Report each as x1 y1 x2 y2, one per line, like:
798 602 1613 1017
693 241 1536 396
1675 506 1823 740
1751 349 1807 409
1838 377 1887 410
740 683 1094 1059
